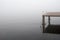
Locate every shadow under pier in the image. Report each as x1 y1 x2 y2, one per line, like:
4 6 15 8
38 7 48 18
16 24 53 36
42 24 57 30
45 24 60 34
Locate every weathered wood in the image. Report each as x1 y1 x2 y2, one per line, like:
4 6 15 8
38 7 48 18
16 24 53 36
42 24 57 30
42 12 60 33
43 12 60 16
42 15 45 33
48 16 50 25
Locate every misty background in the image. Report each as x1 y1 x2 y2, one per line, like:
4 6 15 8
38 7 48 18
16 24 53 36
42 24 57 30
0 0 60 40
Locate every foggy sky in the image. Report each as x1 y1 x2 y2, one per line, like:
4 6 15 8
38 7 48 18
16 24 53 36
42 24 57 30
0 0 60 25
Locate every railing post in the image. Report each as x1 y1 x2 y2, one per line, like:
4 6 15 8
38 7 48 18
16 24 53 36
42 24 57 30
42 15 45 33
48 16 50 25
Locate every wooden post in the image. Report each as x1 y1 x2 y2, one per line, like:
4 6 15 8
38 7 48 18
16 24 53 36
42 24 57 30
42 15 45 33
48 16 50 25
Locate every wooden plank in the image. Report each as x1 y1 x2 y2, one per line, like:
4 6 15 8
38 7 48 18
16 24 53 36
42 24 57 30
43 12 60 16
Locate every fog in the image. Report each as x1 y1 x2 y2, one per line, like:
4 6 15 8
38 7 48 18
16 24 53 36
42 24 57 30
0 0 60 24
0 0 60 40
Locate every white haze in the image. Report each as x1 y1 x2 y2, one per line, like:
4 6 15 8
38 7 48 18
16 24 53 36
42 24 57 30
0 0 60 39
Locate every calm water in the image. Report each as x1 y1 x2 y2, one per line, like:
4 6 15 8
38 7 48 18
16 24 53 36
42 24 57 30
0 17 60 40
